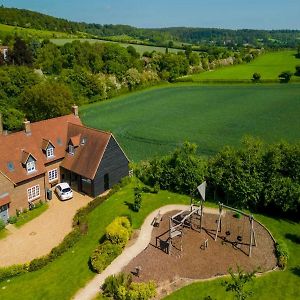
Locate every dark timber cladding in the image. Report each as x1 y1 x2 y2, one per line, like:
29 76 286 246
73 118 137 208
93 136 129 196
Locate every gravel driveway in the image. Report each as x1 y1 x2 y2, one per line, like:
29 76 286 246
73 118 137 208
0 191 92 267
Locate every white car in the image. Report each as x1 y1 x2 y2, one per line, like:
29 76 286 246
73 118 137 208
55 182 73 201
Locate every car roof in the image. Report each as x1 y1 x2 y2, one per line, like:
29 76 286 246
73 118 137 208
57 182 71 189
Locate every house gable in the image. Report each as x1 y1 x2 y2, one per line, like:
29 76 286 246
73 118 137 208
93 136 129 196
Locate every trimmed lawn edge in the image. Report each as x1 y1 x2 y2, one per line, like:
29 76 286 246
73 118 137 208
15 203 49 228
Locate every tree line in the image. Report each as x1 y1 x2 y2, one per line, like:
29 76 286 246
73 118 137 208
135 139 300 218
0 6 299 49
0 36 258 131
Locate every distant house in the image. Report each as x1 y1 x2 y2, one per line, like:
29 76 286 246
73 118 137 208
0 46 9 61
0 106 129 222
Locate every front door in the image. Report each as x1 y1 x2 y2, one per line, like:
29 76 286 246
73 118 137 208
104 173 109 191
0 204 9 223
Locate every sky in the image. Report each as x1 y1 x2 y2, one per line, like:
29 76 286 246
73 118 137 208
1 0 300 30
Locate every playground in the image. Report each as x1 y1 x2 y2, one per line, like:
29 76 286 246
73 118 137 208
123 205 277 285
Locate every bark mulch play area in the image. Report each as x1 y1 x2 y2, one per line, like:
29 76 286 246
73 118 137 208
123 209 277 288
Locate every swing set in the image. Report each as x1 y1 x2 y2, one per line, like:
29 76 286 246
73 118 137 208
214 203 257 257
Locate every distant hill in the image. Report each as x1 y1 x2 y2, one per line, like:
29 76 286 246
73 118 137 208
0 6 299 48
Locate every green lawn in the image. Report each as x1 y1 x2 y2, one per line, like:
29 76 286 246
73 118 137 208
164 213 300 300
80 83 300 161
187 51 300 82
50 38 180 54
0 181 189 300
15 203 48 228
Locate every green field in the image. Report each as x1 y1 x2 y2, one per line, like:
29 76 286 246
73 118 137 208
0 23 79 39
80 83 300 161
187 51 300 82
50 38 181 54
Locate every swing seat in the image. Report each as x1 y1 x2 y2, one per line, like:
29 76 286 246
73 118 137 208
237 235 243 242
225 230 231 236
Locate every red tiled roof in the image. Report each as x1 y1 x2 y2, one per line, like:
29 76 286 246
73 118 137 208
41 139 55 151
0 194 10 206
61 123 112 179
70 134 81 147
0 114 82 184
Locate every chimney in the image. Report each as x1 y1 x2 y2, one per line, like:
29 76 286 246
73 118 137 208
72 104 78 117
24 119 31 135
0 113 3 135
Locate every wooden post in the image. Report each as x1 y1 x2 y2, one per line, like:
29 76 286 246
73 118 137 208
199 199 204 232
168 218 172 255
215 203 222 241
249 215 254 257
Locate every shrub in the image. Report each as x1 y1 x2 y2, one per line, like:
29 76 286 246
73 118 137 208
28 256 48 272
106 216 132 246
153 182 160 193
102 273 156 300
0 218 5 230
126 281 157 300
252 72 261 82
7 216 18 224
132 188 142 212
102 272 132 298
90 241 123 273
0 264 28 282
278 71 293 83
275 240 289 269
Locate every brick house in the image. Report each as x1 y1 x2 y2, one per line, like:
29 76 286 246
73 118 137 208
0 106 129 222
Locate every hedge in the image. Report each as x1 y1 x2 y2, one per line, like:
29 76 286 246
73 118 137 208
90 215 132 273
90 241 123 273
275 240 289 269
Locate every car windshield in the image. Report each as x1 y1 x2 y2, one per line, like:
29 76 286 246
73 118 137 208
62 188 71 193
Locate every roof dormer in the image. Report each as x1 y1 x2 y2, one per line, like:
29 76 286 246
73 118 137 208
21 151 37 174
41 139 55 159
68 134 81 155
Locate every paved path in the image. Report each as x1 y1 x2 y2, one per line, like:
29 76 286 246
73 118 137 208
73 205 220 300
0 191 92 267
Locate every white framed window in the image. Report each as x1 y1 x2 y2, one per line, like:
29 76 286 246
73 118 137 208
26 161 36 173
46 147 54 158
48 169 58 182
27 185 40 201
68 145 74 155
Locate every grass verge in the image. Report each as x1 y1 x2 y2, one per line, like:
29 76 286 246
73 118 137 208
15 203 49 228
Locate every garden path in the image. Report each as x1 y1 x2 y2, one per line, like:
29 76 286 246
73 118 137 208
73 204 219 300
